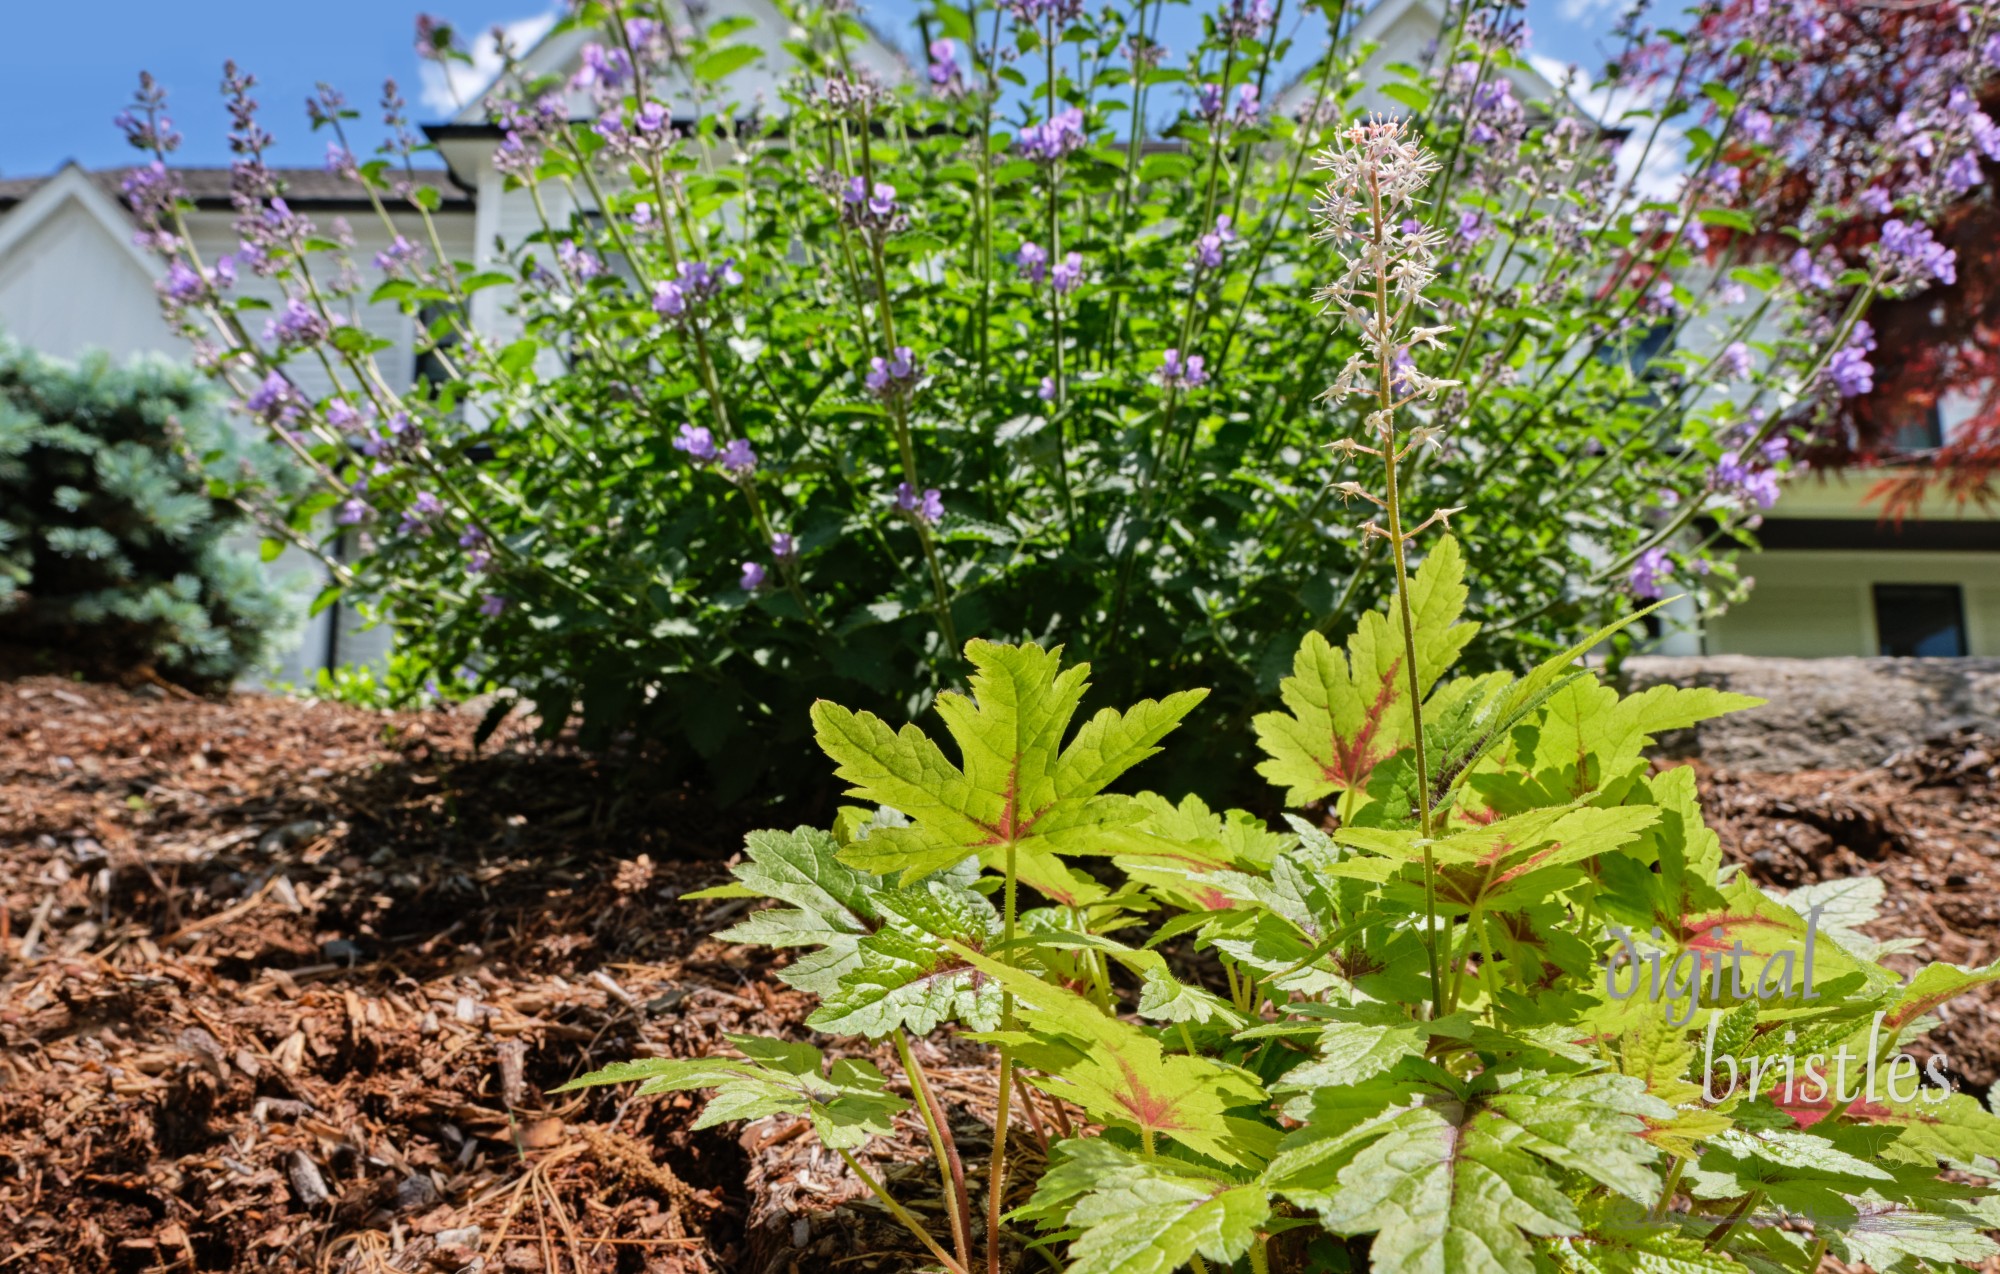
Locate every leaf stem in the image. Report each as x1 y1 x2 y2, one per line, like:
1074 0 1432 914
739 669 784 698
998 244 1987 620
834 1144 969 1274
895 1030 975 1269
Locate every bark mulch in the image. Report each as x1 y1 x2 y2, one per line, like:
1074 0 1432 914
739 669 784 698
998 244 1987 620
3 677 1998 1272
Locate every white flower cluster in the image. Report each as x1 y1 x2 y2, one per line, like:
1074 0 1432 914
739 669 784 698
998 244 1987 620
1310 118 1463 537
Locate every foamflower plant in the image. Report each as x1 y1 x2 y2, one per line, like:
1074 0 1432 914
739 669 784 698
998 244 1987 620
561 122 2000 1274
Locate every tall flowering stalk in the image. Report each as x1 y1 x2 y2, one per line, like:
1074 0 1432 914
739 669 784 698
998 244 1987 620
1311 118 1463 1015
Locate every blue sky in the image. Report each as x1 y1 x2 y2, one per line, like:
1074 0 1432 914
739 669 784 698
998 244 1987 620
0 0 1622 178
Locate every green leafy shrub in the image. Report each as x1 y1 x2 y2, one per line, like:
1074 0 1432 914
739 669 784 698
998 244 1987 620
0 337 296 686
116 0 1908 799
560 122 2000 1274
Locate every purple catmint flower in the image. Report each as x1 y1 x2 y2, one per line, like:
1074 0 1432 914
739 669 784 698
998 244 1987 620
1628 547 1670 600
928 40 963 95
1017 241 1048 285
576 42 632 90
636 101 669 134
1858 187 1893 216
1197 83 1225 121
1716 342 1753 382
632 202 655 228
1741 109 1774 145
326 399 365 431
841 177 902 233
1456 211 1487 245
373 234 422 275
399 491 444 535
244 371 296 422
264 297 332 348
1158 348 1207 389
1223 0 1275 39
479 593 508 617
896 482 943 526
740 561 767 591
1191 216 1234 270
1644 278 1682 317
1050 251 1083 295
1986 32 2000 70
594 109 627 144
1824 321 1876 398
1232 84 1261 125
557 239 605 280
336 497 372 525
1784 247 1836 293
719 439 757 475
1943 153 1982 195
652 259 741 322
1873 218 1957 289
1015 107 1086 162
674 423 718 462
160 260 207 306
867 346 921 398
1038 376 1057 401
771 532 796 560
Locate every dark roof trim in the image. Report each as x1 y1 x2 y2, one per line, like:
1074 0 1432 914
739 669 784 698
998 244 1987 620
0 166 474 214
1731 516 2000 553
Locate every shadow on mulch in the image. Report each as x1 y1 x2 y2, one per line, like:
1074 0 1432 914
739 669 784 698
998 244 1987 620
0 678 972 1274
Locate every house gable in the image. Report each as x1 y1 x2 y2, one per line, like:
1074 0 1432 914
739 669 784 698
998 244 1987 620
0 165 173 362
450 0 911 127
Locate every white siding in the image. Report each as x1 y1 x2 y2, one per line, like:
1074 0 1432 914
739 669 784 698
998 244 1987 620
0 199 171 361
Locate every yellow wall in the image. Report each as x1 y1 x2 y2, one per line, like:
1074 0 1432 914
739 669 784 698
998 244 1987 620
1706 549 2000 657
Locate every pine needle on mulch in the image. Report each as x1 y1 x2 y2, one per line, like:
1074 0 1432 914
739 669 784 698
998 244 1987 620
3 676 1998 1272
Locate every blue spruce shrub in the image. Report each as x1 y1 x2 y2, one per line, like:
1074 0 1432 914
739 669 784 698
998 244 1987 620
0 337 295 686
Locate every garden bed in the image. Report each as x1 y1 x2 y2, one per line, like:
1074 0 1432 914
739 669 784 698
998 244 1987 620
3 676 1998 1273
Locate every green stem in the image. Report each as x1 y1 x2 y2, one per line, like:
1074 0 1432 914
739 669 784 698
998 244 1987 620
834 1144 969 1274
895 1030 975 1270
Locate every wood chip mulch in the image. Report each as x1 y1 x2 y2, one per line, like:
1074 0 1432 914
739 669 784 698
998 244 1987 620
3 676 1998 1272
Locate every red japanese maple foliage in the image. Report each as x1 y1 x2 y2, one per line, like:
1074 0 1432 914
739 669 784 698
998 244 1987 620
1677 0 2000 520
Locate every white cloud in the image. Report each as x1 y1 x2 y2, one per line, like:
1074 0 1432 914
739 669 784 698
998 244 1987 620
418 11 559 117
1529 52 1686 201
1558 0 1621 21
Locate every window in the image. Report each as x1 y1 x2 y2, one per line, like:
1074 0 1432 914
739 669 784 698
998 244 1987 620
1889 402 1945 453
1873 583 1967 657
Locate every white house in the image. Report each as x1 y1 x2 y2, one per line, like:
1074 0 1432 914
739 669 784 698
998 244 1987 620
1 0 1991 682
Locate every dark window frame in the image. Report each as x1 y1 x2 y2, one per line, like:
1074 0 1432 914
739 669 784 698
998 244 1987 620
1873 582 1968 657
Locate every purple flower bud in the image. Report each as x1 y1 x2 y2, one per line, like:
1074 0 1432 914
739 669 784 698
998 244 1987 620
1017 241 1048 285
719 438 757 475
740 561 767 591
1197 83 1224 121
1051 251 1083 295
373 234 422 275
1716 342 1753 382
928 39 963 94
1038 376 1057 401
1232 84 1261 125
771 532 796 560
1823 321 1876 398
1627 547 1670 600
336 497 373 525
398 491 444 535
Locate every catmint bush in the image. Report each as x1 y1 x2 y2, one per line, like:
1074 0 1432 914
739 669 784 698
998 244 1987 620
117 0 1971 795
562 122 2000 1274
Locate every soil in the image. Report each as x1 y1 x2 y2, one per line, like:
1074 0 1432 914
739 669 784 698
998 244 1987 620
3 677 1998 1272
